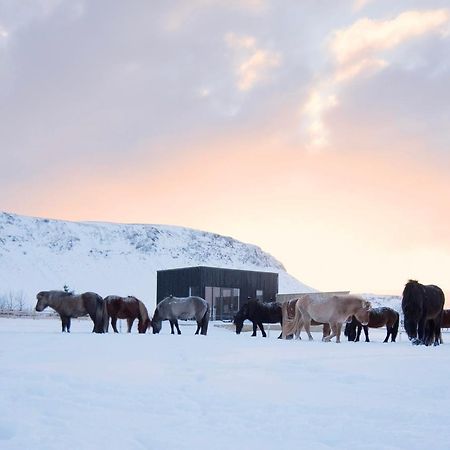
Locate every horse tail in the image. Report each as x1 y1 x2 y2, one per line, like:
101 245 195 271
138 300 151 332
281 301 291 338
391 312 400 342
282 300 301 338
292 299 304 338
95 295 106 334
200 303 210 336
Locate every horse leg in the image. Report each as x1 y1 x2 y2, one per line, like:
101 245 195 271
174 320 181 335
322 323 330 341
325 323 337 342
303 319 313 341
169 321 175 334
416 317 426 345
335 323 343 343
111 317 119 333
355 324 361 342
363 325 369 342
195 321 201 335
60 314 66 332
384 326 391 343
258 322 267 338
127 318 134 333
66 317 71 333
251 321 257 337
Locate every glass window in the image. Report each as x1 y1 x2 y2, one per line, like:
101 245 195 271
256 289 263 301
205 286 241 320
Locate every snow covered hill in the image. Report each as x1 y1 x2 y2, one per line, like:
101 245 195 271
0 212 313 310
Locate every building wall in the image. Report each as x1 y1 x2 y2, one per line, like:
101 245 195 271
156 266 279 319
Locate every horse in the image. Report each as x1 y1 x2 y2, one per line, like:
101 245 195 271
35 290 108 333
152 295 209 335
344 307 399 343
282 294 371 343
234 299 282 338
442 310 450 329
402 280 445 346
105 295 151 333
282 298 331 340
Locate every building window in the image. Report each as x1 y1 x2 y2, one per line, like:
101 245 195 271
256 289 263 301
205 286 240 321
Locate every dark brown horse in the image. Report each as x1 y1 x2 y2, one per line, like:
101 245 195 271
441 310 450 329
282 298 331 340
105 296 151 333
402 280 444 346
234 299 283 338
344 307 399 343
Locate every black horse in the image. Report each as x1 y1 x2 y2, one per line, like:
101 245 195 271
344 307 399 343
402 280 445 346
234 299 282 338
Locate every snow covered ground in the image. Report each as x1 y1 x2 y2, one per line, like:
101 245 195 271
1 318 450 450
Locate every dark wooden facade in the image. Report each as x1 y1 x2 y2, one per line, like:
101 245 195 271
157 266 279 320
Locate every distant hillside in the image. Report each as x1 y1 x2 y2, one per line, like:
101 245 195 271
0 212 314 310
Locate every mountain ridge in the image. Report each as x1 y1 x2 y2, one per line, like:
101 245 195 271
0 211 313 310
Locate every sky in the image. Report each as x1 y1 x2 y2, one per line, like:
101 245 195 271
0 0 449 296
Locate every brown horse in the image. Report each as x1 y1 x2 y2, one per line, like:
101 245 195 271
282 298 331 340
441 310 450 328
344 307 399 343
282 294 371 343
105 295 151 333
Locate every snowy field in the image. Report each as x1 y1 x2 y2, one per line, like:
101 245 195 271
1 318 450 450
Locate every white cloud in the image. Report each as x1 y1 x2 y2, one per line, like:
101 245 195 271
331 9 450 65
301 8 450 150
0 26 8 39
225 32 281 91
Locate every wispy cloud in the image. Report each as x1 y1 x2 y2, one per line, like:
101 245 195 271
225 32 281 91
0 26 8 39
302 8 450 150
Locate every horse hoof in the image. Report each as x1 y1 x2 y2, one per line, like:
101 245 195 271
412 338 421 346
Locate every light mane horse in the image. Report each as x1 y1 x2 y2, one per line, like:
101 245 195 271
152 295 210 335
282 294 371 343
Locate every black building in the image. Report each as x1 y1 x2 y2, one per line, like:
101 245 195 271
156 266 279 320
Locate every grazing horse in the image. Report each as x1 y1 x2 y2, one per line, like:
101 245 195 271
282 294 371 343
282 298 331 340
402 280 444 346
234 299 282 338
441 310 450 330
35 290 108 333
105 295 151 333
152 295 210 335
344 307 399 343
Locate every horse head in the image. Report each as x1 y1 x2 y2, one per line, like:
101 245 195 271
402 280 424 341
35 291 49 312
151 309 162 334
355 301 371 326
138 317 152 334
233 304 248 334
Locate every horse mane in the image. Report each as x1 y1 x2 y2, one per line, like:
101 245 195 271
138 300 149 322
51 290 74 298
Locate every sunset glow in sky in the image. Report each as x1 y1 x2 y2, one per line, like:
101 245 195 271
1 0 449 296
